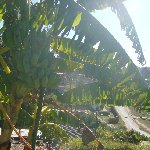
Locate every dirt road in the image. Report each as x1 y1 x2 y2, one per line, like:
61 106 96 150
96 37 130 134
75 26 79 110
115 106 150 138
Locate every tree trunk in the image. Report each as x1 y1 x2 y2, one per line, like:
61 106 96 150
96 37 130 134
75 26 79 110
0 99 23 149
0 129 12 150
31 88 44 150
24 103 38 150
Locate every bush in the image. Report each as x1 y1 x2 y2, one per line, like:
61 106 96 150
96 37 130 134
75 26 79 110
96 126 149 144
75 111 101 128
60 138 97 150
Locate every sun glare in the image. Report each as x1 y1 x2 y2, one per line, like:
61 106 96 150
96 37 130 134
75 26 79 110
124 0 143 20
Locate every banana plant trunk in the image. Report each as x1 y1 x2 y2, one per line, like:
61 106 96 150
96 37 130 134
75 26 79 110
0 99 23 150
0 128 12 150
31 88 44 150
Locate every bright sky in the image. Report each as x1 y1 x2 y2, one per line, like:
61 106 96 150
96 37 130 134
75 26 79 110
93 0 150 67
1 0 149 67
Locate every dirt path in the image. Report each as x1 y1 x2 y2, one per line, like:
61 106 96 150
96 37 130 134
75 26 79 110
115 106 150 138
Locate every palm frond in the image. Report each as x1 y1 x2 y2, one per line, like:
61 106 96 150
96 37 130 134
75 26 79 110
76 0 145 65
111 2 145 65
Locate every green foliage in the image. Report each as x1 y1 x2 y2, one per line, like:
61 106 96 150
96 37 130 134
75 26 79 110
75 110 100 128
39 123 69 143
15 99 37 128
0 0 148 104
60 138 97 150
41 108 79 126
72 12 82 27
0 91 9 103
0 0 149 148
77 0 145 64
16 108 33 128
60 123 150 149
96 126 149 144
60 138 150 150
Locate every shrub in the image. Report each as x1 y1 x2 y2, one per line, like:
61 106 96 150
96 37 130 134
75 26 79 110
96 126 149 144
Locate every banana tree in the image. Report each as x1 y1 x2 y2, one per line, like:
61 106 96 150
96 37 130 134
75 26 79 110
0 0 148 149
